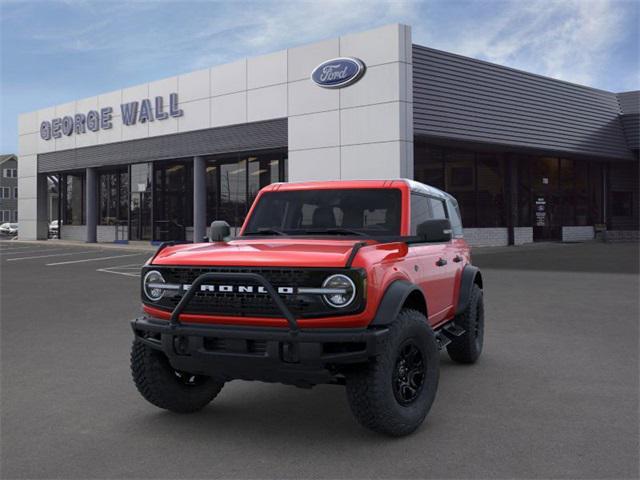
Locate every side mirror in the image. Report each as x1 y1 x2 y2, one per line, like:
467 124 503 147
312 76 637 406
416 219 452 243
209 220 231 242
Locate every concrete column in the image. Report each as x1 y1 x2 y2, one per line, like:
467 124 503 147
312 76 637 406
193 156 207 242
85 167 97 243
36 174 49 239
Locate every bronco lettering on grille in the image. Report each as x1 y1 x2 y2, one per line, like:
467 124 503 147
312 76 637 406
182 284 295 295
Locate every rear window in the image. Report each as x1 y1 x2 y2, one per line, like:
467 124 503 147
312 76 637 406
410 193 448 234
244 188 402 236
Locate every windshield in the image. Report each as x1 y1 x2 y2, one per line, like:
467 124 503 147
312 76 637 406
243 188 402 237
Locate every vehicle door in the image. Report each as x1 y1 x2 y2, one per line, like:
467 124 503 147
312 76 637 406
427 196 460 319
406 193 456 325
445 196 468 308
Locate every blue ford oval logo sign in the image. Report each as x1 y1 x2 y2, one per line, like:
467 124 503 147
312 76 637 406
311 57 366 89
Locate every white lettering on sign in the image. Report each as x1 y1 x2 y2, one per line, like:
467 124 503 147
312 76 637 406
40 93 184 140
319 64 349 82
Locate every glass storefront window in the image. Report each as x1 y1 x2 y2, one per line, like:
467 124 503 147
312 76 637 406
62 173 85 225
589 162 604 225
477 154 505 227
516 156 532 227
130 163 152 241
559 159 590 226
98 169 128 225
574 160 589 226
559 158 575 226
414 143 444 189
414 144 509 228
608 162 639 230
154 161 192 241
220 159 247 228
444 151 476 227
415 140 611 237
47 175 60 224
206 150 287 229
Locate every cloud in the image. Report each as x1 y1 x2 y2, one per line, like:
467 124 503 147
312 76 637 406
1 0 638 153
414 0 637 89
187 0 418 69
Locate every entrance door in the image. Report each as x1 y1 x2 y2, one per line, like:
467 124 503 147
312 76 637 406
130 192 151 241
532 157 561 241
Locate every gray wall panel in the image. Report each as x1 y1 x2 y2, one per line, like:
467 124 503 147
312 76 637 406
617 92 639 150
617 91 639 114
413 45 633 160
38 119 287 173
619 114 639 150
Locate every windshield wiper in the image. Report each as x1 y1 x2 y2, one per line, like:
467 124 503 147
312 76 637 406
244 228 287 236
303 228 367 236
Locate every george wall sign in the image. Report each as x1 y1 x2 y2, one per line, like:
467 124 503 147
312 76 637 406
40 93 184 141
311 57 366 89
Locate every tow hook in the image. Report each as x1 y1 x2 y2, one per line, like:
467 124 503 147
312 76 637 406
281 341 299 363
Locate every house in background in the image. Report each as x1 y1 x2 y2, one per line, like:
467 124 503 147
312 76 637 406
0 154 18 224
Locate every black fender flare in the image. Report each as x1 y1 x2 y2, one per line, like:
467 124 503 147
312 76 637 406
370 280 427 326
456 265 483 316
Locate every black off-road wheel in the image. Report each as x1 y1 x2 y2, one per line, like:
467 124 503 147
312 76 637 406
131 340 224 413
447 283 484 364
345 309 439 436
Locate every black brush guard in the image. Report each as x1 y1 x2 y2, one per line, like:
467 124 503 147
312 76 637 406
168 271 299 334
132 271 388 386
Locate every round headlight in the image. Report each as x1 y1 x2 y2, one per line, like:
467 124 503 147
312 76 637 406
143 270 165 302
322 274 356 308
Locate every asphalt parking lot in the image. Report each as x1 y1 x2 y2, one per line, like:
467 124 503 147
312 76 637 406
1 240 638 479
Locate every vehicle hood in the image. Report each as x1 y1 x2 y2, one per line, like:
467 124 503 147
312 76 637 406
151 238 371 268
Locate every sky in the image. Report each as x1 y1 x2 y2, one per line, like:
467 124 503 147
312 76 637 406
1 0 638 153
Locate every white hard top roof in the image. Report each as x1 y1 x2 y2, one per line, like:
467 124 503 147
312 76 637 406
399 179 455 203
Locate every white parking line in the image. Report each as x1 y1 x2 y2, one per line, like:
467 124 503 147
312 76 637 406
46 253 144 266
1 248 71 256
97 265 142 277
6 250 99 262
0 247 48 254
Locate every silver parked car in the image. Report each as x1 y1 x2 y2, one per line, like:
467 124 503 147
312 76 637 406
0 223 18 236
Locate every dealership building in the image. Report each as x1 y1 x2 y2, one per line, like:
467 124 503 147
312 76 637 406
17 24 639 246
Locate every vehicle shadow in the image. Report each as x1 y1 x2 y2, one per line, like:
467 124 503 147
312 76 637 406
122 360 461 447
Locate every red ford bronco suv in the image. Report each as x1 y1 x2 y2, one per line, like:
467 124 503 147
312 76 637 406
131 179 484 436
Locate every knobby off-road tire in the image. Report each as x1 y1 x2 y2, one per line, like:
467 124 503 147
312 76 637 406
345 309 440 436
447 283 484 364
131 340 224 413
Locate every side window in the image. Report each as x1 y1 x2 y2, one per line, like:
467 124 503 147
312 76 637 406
410 193 431 234
428 198 447 219
446 198 464 237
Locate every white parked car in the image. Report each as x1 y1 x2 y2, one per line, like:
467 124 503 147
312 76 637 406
0 223 18 236
49 220 60 238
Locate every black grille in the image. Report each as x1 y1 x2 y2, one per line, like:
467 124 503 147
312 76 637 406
144 266 364 318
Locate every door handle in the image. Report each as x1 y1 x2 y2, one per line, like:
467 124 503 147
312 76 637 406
453 255 463 263
436 257 447 267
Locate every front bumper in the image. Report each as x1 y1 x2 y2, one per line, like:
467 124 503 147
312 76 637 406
131 315 388 386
